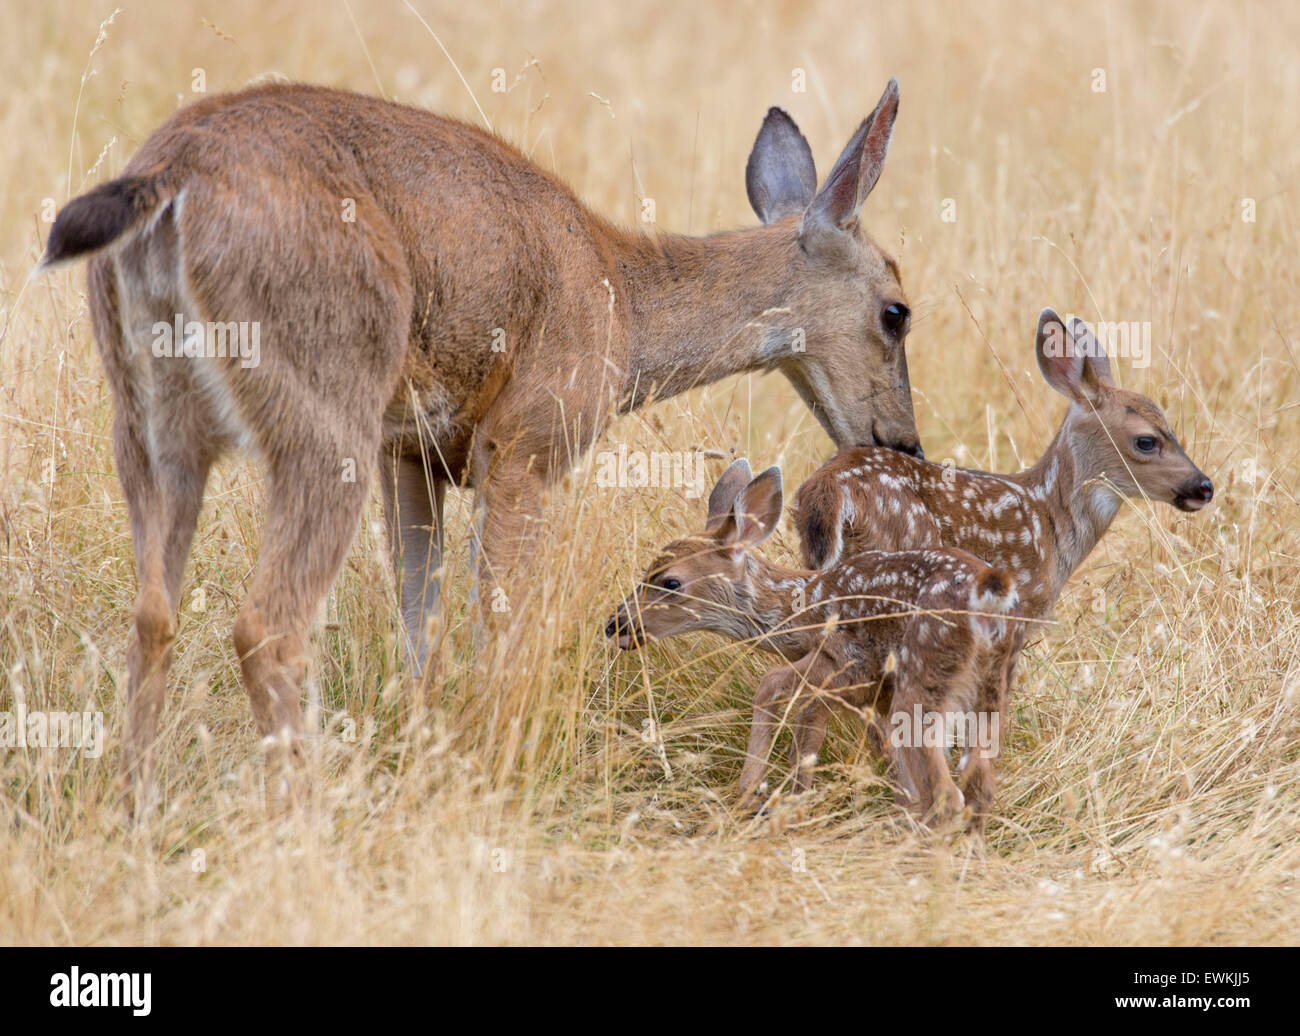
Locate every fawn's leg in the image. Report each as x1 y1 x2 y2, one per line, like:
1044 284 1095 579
957 666 1002 835
382 452 446 671
890 670 965 828
863 670 895 760
739 650 834 802
739 664 801 803
789 652 846 793
960 629 1024 833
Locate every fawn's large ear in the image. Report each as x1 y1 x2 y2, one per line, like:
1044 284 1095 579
1067 315 1115 396
746 108 818 224
723 466 784 550
1036 307 1090 403
705 458 754 532
799 78 899 247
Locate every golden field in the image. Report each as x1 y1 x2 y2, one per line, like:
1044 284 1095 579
1 0 1298 944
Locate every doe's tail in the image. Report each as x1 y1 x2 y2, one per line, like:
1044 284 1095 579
37 174 170 272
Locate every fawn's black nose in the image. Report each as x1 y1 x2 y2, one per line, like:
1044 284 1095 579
1175 474 1214 512
605 608 642 648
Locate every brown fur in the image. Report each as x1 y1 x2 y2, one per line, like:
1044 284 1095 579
606 461 1023 831
41 80 922 799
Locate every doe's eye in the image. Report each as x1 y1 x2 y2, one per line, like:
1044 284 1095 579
1134 436 1159 453
659 577 682 592
882 302 910 336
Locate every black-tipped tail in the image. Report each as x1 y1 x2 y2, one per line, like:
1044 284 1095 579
976 569 1009 600
795 476 843 570
973 568 1019 614
38 176 162 271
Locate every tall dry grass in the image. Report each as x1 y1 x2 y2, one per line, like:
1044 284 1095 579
1 0 1297 944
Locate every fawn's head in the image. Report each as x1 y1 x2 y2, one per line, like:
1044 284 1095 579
746 79 921 458
606 460 786 648
1035 308 1213 513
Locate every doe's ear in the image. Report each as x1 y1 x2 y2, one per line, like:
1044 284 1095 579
745 108 818 224
722 466 784 551
705 458 754 532
799 78 899 247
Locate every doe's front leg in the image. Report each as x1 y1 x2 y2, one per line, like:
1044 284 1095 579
471 448 548 631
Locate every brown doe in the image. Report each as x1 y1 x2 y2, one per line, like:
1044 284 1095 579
38 80 922 794
607 460 1024 830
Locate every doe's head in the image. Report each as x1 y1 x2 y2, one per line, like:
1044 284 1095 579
1035 308 1213 513
605 460 785 648
745 79 921 459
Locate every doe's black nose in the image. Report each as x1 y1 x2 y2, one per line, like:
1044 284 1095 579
871 432 925 461
1193 477 1214 502
604 617 618 639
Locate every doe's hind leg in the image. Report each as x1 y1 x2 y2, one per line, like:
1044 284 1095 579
232 448 376 753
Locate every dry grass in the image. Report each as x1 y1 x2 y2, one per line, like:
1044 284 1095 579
2 0 1298 945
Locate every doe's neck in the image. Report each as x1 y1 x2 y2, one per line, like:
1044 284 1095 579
609 220 803 409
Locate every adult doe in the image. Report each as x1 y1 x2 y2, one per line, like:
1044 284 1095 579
39 79 922 792
606 461 1023 830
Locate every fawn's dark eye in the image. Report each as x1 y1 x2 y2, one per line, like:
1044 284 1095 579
658 577 682 592
1134 435 1159 453
882 302 910 337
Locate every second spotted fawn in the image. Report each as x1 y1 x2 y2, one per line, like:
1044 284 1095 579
797 308 1213 627
607 460 1023 830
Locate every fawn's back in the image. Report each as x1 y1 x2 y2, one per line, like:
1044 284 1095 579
797 446 1059 614
798 547 1022 717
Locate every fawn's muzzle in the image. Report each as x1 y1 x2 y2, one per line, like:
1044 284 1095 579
605 607 643 649
1174 474 1214 512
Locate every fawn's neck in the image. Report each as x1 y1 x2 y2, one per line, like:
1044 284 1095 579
610 221 803 409
738 554 822 660
1017 412 1124 597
